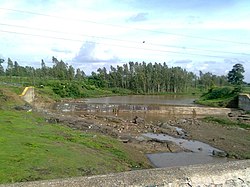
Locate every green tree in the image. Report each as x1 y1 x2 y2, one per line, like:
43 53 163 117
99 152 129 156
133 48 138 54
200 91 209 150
13 61 20 76
0 58 4 76
67 65 75 81
5 58 14 81
227 63 245 85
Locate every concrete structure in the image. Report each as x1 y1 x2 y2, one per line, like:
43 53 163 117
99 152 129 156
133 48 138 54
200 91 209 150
19 87 35 103
145 106 233 116
239 94 250 112
55 102 234 116
2 160 249 187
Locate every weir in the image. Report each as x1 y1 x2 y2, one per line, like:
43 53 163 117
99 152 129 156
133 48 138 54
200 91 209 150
54 102 234 116
3 160 249 187
239 93 250 112
19 86 35 103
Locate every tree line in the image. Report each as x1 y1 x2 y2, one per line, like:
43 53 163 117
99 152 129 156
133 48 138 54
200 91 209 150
0 56 244 94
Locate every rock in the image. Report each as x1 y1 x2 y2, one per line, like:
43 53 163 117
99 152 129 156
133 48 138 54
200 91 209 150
228 112 235 117
105 116 124 123
160 123 176 131
179 119 187 124
14 104 32 111
132 116 145 125
150 138 171 144
135 136 147 142
212 150 228 157
119 135 132 143
46 117 59 124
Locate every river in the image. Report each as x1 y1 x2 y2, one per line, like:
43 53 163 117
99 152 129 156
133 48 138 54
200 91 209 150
84 95 197 106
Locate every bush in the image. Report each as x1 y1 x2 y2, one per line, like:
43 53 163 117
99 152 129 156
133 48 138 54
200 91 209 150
202 87 234 100
196 86 239 107
52 81 81 98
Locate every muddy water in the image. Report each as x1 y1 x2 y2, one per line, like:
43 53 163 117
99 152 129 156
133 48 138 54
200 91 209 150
85 95 197 106
81 95 198 120
143 133 229 168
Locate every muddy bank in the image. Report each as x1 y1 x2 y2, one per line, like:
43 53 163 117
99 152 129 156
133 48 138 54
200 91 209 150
45 109 250 161
46 113 185 154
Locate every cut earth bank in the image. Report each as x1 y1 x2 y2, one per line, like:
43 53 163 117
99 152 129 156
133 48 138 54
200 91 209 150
41 101 250 161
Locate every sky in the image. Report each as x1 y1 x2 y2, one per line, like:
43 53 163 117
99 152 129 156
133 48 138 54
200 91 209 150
0 0 250 82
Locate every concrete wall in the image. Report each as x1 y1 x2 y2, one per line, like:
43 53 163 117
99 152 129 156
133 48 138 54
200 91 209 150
55 102 234 116
19 87 35 103
2 160 249 187
239 94 250 111
148 106 233 116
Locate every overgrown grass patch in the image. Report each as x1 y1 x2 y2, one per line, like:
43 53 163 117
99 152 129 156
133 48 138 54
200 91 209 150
203 116 250 129
0 110 149 184
195 86 238 107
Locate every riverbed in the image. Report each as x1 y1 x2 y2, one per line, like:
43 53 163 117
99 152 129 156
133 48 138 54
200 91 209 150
143 133 229 168
51 95 249 168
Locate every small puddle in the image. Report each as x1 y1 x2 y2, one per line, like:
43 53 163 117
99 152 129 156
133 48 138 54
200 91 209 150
143 133 229 168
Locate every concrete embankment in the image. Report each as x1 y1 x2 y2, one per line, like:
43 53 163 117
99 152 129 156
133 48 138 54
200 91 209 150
2 160 249 187
137 105 233 116
239 93 250 112
19 87 35 103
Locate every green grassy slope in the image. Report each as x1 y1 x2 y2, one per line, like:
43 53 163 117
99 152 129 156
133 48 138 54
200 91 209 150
195 86 238 107
0 88 150 184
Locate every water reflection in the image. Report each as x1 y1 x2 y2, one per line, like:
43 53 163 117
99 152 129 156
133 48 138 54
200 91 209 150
147 152 228 168
84 95 197 106
143 133 229 168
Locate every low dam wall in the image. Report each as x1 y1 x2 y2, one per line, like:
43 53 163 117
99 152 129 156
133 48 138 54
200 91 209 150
54 102 234 116
3 160 250 187
19 87 35 103
239 93 250 112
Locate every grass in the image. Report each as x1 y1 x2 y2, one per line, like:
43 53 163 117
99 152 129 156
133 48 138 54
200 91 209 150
195 86 238 107
196 96 237 107
243 85 250 93
36 86 62 101
0 109 149 184
203 116 250 129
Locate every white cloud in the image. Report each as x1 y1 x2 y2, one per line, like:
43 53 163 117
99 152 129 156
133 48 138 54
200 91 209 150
73 41 120 63
0 0 249 82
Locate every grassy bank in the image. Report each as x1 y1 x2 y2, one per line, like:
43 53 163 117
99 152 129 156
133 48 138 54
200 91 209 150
203 116 250 130
0 109 150 184
195 86 238 107
0 88 150 184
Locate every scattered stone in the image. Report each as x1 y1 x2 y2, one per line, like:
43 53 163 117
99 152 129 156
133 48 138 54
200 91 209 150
212 150 228 157
14 104 32 111
119 135 132 143
46 117 59 124
135 136 147 142
198 147 203 151
132 116 145 125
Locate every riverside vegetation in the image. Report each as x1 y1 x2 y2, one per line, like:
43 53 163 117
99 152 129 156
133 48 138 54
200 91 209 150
1 57 248 97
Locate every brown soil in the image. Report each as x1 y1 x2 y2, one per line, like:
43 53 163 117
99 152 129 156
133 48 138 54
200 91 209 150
45 110 250 160
176 118 250 159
